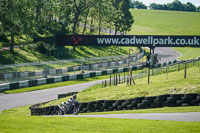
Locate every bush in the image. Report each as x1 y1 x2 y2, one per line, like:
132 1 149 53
36 42 56 54
0 34 9 42
21 42 56 56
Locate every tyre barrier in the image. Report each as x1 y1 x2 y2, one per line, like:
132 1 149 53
30 93 200 116
58 92 78 99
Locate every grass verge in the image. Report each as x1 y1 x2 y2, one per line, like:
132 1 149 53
129 9 200 35
173 47 200 60
0 106 200 133
43 65 200 107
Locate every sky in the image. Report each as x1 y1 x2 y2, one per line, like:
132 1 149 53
136 0 200 6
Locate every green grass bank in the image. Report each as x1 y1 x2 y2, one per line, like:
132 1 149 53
129 9 200 35
0 106 200 133
42 63 200 107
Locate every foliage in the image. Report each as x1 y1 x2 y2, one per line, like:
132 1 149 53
150 0 197 12
35 42 56 55
130 0 147 9
197 6 200 12
0 0 134 52
0 0 33 52
113 0 134 35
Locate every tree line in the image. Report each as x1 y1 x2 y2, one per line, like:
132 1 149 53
0 0 134 53
130 0 200 12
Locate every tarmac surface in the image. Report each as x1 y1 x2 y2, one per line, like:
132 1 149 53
0 80 101 111
154 47 180 63
57 112 200 122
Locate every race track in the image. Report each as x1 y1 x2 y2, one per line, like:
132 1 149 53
0 80 101 111
154 47 180 63
57 112 200 122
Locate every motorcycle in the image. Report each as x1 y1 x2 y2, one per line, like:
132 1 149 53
58 100 79 115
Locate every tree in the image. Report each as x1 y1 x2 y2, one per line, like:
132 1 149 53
167 0 186 11
134 1 147 9
129 0 134 8
58 0 72 33
118 0 134 34
112 0 133 35
96 0 105 35
104 1 116 35
197 6 200 12
185 2 196 12
0 0 32 53
129 0 147 9
150 0 198 12
0 0 135 55
150 3 166 10
71 0 94 35
71 0 95 51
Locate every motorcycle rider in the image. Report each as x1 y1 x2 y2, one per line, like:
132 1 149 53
66 94 78 113
67 94 77 104
58 94 79 115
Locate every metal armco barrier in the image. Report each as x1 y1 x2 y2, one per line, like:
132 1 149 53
1 56 200 92
0 64 144 92
0 51 144 81
30 93 200 116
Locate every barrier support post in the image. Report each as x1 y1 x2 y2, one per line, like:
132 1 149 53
184 63 187 79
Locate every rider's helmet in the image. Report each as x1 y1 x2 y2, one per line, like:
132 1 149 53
73 94 77 99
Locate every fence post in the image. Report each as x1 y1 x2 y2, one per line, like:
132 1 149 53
119 73 121 84
110 74 111 86
184 63 187 79
175 64 177 71
178 63 180 71
114 73 115 86
116 73 118 86
152 68 154 76
124 72 125 83
193 58 194 66
131 71 135 85
127 72 129 86
148 67 150 84
130 71 132 86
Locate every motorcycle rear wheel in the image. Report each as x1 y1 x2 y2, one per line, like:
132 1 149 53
58 109 64 115
73 108 79 115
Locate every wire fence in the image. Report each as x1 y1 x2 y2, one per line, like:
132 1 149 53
100 58 200 88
